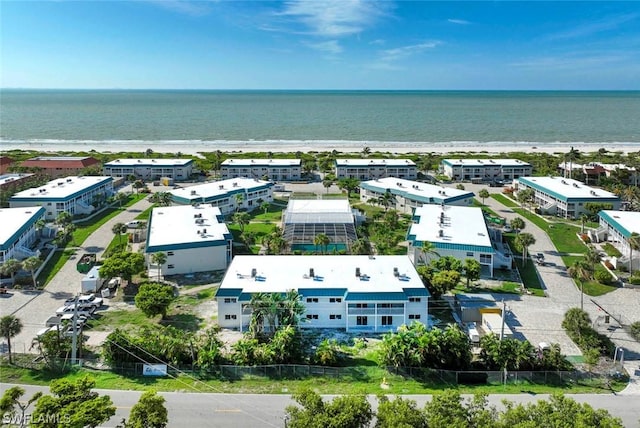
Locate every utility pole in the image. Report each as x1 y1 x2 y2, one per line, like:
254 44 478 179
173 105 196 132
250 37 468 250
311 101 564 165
71 294 78 365
500 300 506 340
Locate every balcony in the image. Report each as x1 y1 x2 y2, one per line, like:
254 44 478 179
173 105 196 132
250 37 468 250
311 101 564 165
376 308 404 315
347 308 376 316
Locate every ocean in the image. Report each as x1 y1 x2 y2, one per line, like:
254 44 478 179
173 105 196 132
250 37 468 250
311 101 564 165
1 90 639 151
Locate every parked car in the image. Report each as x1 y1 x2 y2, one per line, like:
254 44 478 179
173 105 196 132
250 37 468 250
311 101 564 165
503 225 513 233
55 305 94 317
78 293 103 308
126 220 143 229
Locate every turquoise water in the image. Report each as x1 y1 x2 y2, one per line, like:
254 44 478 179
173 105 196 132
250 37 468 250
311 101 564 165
1 90 639 146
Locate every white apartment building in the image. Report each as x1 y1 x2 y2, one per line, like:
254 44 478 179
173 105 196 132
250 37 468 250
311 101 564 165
216 255 429 333
169 178 274 215
515 177 620 219
9 176 114 220
0 206 46 265
407 205 512 276
220 159 302 181
594 210 640 267
146 205 233 276
359 177 474 214
103 158 194 181
441 159 532 181
335 159 417 180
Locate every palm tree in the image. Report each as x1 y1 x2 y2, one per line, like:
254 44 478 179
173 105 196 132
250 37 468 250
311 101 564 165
515 233 536 266
417 241 440 265
260 201 270 215
568 260 593 310
232 212 250 234
351 238 372 255
314 233 330 254
234 193 244 212
0 315 23 364
112 222 127 247
55 211 72 232
22 256 42 288
0 258 22 284
377 190 395 211
149 191 172 206
580 214 589 234
322 178 333 194
35 218 46 238
280 289 305 327
151 252 167 280
133 180 145 194
115 191 128 208
565 146 581 179
248 292 269 337
478 189 490 205
361 146 371 157
628 232 640 274
584 245 602 267
510 217 525 234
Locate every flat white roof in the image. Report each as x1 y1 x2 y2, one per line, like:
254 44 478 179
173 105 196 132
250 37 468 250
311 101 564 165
335 159 416 167
0 206 45 249
443 159 531 167
104 158 193 167
11 176 113 200
361 177 473 202
284 199 354 224
146 205 230 252
170 177 272 201
221 159 301 167
0 173 34 186
600 210 640 236
409 205 493 249
519 177 618 200
220 255 425 294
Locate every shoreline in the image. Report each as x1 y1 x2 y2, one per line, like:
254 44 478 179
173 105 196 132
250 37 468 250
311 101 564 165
1 140 639 156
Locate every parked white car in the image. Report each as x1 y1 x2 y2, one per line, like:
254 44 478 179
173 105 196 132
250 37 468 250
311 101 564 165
78 294 103 308
55 305 94 317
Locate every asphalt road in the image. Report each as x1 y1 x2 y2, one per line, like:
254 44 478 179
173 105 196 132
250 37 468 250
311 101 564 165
2 384 640 428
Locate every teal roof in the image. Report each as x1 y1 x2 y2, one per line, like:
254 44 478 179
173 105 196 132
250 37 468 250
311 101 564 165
299 288 347 297
403 287 430 297
215 288 243 298
598 210 638 238
345 292 407 301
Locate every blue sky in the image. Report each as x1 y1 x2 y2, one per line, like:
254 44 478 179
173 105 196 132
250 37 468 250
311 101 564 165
2 1 639 89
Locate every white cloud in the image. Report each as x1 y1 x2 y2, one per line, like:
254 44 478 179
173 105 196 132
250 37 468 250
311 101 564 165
147 0 215 16
305 40 343 54
544 13 638 41
447 19 469 25
369 41 440 70
275 0 389 37
369 39 386 45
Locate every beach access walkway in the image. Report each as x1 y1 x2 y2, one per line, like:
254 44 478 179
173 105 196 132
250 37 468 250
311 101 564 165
4 194 153 355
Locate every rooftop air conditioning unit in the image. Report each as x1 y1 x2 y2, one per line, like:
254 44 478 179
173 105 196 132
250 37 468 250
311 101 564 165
191 190 196 195
233 182 238 187
219 185 224 189
438 229 444 237
355 267 361 277
66 178 72 182
202 228 207 234
251 268 257 277
393 267 399 277
309 268 315 278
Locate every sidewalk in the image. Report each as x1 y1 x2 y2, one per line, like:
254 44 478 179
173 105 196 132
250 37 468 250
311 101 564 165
7 196 153 354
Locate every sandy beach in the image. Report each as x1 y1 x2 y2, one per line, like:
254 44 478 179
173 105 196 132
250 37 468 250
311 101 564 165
2 140 639 156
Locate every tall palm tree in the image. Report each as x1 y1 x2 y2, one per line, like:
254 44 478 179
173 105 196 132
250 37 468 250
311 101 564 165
510 217 525 234
580 214 589 234
22 256 42 288
314 233 330 254
149 191 172 206
151 252 167 280
0 315 23 364
248 292 269 337
628 232 640 274
0 258 22 285
565 146 581 179
568 260 593 310
515 233 536 266
234 193 244 212
112 222 127 247
351 238 372 255
478 189 490 205
35 218 46 237
232 212 250 234
584 245 601 267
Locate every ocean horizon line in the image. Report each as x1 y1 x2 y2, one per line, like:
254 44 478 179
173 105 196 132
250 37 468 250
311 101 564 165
2 88 640 94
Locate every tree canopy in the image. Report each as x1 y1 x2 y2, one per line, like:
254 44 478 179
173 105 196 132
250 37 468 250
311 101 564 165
99 251 145 282
135 282 175 319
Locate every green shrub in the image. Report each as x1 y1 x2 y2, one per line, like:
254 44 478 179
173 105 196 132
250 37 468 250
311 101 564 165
602 243 622 258
594 270 612 285
631 322 640 341
629 276 640 285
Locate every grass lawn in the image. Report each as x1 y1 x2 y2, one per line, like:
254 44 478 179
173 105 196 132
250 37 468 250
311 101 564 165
513 208 585 254
0 362 625 395
37 248 77 287
454 282 522 295
472 199 501 218
228 222 278 243
602 243 622 258
247 203 285 222
561 256 619 296
502 234 545 296
352 202 385 219
135 205 154 220
490 193 519 208
71 194 147 246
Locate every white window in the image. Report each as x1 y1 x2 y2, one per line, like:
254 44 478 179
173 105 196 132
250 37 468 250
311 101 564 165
224 314 237 320
408 297 421 303
381 316 393 326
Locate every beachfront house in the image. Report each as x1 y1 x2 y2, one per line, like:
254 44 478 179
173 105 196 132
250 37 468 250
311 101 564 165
359 177 474 214
103 158 195 181
216 255 429 332
440 159 532 182
557 162 638 186
9 176 114 220
220 159 302 181
407 205 512 277
169 178 273 215
0 156 14 174
145 205 232 277
282 199 363 253
514 176 620 219
334 159 417 180
0 173 35 192
0 206 46 268
19 156 101 178
592 210 640 270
